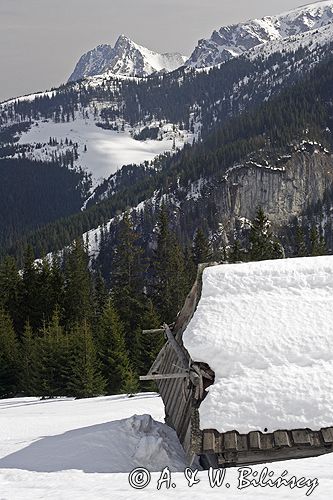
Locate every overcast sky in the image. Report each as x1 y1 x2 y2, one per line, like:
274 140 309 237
0 0 308 102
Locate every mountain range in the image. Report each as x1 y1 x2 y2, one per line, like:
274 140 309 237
68 34 187 81
187 0 333 67
68 1 333 82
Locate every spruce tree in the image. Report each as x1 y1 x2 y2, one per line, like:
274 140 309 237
294 224 308 257
0 256 21 329
192 228 212 265
20 246 42 331
67 320 106 398
111 213 145 367
310 226 327 256
96 299 132 394
39 310 71 398
20 322 40 396
0 308 19 397
229 239 245 263
121 365 140 397
64 239 93 327
93 271 109 321
138 300 164 391
151 205 188 323
248 207 284 261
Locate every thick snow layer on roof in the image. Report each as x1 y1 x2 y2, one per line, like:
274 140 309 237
183 256 333 434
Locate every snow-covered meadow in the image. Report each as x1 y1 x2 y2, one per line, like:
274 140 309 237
0 394 332 499
17 117 192 186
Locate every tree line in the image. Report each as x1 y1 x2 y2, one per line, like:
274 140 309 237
0 207 199 399
1 203 327 399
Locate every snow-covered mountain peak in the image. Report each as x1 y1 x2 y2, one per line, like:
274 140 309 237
186 0 333 68
68 35 187 82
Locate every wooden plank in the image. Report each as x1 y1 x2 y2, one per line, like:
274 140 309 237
163 374 185 428
218 445 333 467
148 343 167 375
292 430 312 446
163 349 187 415
140 372 188 381
237 434 248 452
321 428 333 444
260 433 274 450
224 432 238 451
161 349 180 409
178 406 192 445
174 386 192 433
249 432 261 450
163 324 189 370
142 329 165 335
158 344 175 397
203 430 216 454
274 431 291 448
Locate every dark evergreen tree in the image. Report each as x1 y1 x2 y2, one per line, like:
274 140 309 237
0 308 19 397
20 322 40 395
64 239 93 326
38 310 71 398
229 239 245 263
192 229 212 265
294 224 308 257
111 213 145 368
93 271 109 320
20 246 42 331
121 365 140 397
138 300 164 391
248 207 284 261
0 256 20 329
310 226 327 256
151 205 188 323
95 299 132 394
67 320 106 398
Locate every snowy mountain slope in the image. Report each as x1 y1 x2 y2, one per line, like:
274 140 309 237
16 115 193 187
69 34 187 81
0 394 332 499
246 17 333 61
187 0 333 68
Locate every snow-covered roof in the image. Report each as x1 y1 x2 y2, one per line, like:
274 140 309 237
183 256 333 434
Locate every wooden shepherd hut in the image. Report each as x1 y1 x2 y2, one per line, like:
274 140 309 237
141 258 333 468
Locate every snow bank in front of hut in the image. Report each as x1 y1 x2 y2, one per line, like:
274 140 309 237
183 256 333 434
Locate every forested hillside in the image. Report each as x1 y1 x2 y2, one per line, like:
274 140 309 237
4 54 333 264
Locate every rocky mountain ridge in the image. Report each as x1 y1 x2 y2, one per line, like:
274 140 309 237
186 0 333 68
68 34 187 81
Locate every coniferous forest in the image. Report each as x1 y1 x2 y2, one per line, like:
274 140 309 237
0 204 327 399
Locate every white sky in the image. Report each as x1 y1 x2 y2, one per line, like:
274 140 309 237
0 0 308 102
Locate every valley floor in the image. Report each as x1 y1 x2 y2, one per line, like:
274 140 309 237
0 394 332 499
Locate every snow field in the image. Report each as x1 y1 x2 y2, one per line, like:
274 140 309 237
0 394 333 499
17 116 192 186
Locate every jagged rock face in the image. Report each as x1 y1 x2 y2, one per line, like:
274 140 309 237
200 149 333 232
68 35 187 82
187 1 333 68
156 147 333 249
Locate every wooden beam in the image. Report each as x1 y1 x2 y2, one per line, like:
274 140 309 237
163 323 189 370
140 372 189 381
142 328 165 335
